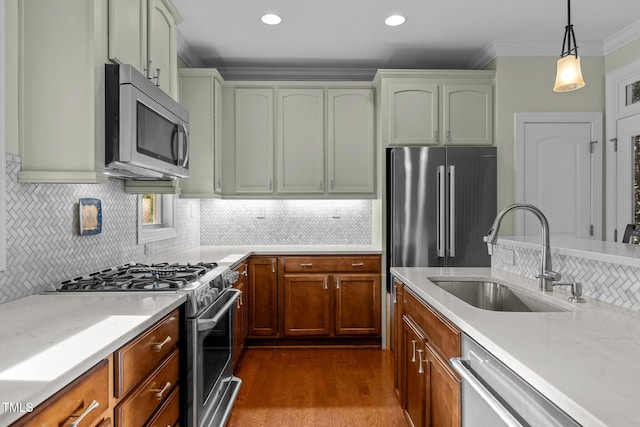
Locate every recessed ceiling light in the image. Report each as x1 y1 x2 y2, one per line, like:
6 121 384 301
385 14 406 27
261 13 282 25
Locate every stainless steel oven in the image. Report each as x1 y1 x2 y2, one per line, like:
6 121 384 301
186 287 242 427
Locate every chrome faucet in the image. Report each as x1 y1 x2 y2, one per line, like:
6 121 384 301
483 203 560 291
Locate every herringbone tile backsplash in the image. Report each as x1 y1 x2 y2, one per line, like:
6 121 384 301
201 199 372 245
0 156 201 304
492 243 640 311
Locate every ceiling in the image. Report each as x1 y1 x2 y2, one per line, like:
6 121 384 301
172 0 640 79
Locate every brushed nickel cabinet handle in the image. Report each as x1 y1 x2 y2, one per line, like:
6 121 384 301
152 336 172 352
324 277 328 290
351 262 364 267
151 381 171 399
271 260 275 273
411 339 417 362
69 399 99 427
300 263 313 267
336 277 341 290
417 349 425 374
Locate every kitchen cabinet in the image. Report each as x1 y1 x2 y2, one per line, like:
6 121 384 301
327 89 375 194
393 279 404 400
234 88 275 194
114 309 180 426
402 315 427 427
395 279 461 427
178 69 224 197
233 261 248 369
280 255 381 339
10 359 111 427
17 0 109 183
248 256 279 336
223 83 375 198
277 89 325 193
109 0 182 99
376 70 494 147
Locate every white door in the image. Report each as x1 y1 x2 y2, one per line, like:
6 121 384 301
614 114 640 240
515 113 602 239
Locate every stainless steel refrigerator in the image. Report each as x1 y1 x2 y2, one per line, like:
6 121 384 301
387 146 497 291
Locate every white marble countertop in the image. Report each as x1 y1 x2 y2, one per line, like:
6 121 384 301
391 266 640 427
0 293 185 425
499 235 640 268
153 244 382 266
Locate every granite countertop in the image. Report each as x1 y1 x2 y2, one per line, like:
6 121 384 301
0 293 185 425
391 266 640 427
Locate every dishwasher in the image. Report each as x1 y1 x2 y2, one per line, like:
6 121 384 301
449 334 581 427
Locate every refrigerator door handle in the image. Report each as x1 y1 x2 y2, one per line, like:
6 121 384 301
448 165 456 257
437 165 446 257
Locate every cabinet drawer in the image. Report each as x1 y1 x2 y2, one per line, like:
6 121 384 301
404 288 460 362
115 310 179 398
115 349 179 427
145 385 180 427
11 359 109 427
283 255 380 273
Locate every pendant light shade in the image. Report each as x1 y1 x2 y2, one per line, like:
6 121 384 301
553 0 585 92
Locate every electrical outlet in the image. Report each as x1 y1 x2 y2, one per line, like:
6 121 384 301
256 207 266 219
332 208 341 219
498 248 515 266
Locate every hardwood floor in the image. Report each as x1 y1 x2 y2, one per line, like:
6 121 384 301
227 348 407 426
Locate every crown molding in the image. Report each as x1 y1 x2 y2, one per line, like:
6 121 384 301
466 40 605 69
177 31 205 68
604 18 640 55
218 67 377 81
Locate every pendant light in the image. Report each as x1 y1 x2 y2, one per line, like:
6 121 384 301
553 0 586 92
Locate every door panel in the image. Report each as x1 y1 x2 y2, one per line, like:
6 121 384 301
523 122 592 238
282 274 330 336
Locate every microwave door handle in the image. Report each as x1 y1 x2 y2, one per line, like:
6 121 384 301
171 125 179 165
180 123 189 167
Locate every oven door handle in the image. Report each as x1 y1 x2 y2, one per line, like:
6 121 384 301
197 289 241 332
450 357 524 427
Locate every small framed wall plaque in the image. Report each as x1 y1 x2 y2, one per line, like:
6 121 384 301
79 198 102 236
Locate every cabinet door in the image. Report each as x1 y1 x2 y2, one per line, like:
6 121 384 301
277 89 325 193
442 84 493 145
327 89 375 194
178 71 220 197
283 274 331 336
393 280 404 399
248 257 278 336
233 279 246 366
334 274 380 336
214 78 223 193
148 0 177 97
235 89 275 193
387 83 439 146
426 344 460 427
108 0 146 71
402 315 427 427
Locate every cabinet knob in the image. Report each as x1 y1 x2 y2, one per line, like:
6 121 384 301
434 130 439 143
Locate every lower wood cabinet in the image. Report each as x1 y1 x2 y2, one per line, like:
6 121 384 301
233 261 248 369
10 359 111 427
246 254 381 343
394 280 461 427
248 256 279 336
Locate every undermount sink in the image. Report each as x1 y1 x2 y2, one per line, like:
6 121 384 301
429 279 568 313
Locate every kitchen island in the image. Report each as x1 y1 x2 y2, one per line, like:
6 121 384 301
0 293 185 425
392 266 640 427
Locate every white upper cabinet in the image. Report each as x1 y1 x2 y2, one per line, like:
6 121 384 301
328 89 375 194
178 69 223 198
18 0 108 184
442 83 493 145
109 0 181 98
277 89 325 193
376 70 495 147
386 83 439 145
235 88 275 194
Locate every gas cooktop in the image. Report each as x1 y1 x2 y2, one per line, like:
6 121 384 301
56 262 220 292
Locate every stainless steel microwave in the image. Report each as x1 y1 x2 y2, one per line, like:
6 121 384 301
105 63 189 180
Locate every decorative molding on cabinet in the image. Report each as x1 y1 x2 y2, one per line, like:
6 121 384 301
176 30 205 68
217 67 377 81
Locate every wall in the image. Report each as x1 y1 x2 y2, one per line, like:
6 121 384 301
605 38 640 73
491 56 606 234
200 199 371 245
0 155 200 303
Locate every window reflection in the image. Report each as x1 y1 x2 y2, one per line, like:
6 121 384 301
627 81 640 106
